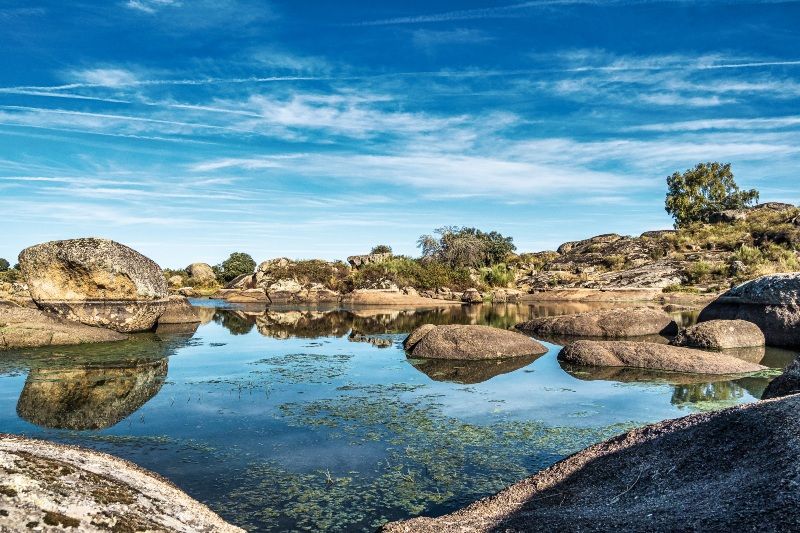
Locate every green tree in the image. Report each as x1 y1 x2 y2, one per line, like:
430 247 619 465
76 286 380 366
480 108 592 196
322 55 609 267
214 252 256 282
665 162 759 227
0 258 8 272
417 226 516 268
370 244 392 255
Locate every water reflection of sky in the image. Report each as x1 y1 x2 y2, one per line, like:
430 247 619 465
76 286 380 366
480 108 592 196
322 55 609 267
0 302 793 532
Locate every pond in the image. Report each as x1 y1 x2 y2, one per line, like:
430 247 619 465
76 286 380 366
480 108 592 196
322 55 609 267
0 301 793 531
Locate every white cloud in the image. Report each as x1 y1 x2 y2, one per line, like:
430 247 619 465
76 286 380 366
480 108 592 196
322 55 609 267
73 68 140 87
125 0 181 14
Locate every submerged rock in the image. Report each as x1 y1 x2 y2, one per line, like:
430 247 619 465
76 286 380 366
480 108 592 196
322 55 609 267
670 319 765 349
16 359 167 430
698 272 800 347
0 307 127 350
516 307 677 338
18 238 168 332
410 325 547 360
558 340 766 375
0 434 243 532
157 295 201 324
383 395 800 532
762 357 800 399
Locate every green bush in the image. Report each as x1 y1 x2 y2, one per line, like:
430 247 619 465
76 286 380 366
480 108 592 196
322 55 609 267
0 258 9 272
214 252 256 283
264 260 350 291
350 257 474 291
685 261 712 283
0 269 20 283
479 263 515 287
370 244 392 255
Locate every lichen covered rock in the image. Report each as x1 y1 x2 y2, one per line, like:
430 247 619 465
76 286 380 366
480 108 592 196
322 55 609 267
18 238 168 332
410 325 548 360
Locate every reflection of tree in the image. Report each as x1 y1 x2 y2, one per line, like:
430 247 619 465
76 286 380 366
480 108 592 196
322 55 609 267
214 311 255 335
671 381 746 406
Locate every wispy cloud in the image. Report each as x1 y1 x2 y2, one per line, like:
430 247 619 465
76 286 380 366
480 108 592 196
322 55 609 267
124 0 181 14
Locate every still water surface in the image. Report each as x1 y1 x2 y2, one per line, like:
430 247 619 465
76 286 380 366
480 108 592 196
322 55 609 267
0 301 792 531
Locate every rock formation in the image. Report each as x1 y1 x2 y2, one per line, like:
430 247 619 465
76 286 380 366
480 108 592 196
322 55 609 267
0 435 243 532
185 262 216 284
0 307 127 350
516 307 677 338
698 272 800 347
18 238 169 332
407 325 547 360
670 319 765 349
382 395 800 532
762 357 800 399
157 295 201 324
558 340 766 375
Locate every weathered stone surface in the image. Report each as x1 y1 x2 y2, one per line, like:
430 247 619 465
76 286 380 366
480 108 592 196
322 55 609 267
671 319 765 349
410 325 548 360
157 295 201 324
461 288 483 304
588 260 684 289
403 324 437 351
0 307 127 350
167 274 184 288
17 359 167 430
185 262 216 283
516 307 677 338
19 238 168 332
382 395 800 532
698 272 800 347
343 289 458 306
0 434 244 532
557 233 623 255
347 252 392 268
762 357 800 399
225 289 269 303
558 340 766 375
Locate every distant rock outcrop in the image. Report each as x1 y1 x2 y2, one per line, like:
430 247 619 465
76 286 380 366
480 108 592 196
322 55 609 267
185 262 216 284
347 252 392 269
18 238 168 332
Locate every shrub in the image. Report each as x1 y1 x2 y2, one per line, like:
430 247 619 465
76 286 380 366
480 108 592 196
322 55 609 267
0 258 8 272
214 252 256 283
685 261 712 283
665 162 759 227
602 254 626 270
418 226 516 268
479 263 515 287
264 260 350 291
350 257 474 291
370 244 392 255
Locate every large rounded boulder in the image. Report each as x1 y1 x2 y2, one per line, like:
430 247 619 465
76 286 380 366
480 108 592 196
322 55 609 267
408 324 548 360
698 273 800 347
18 238 168 332
762 357 800 399
558 340 766 375
186 262 216 284
670 319 765 350
0 307 127 350
516 307 677 338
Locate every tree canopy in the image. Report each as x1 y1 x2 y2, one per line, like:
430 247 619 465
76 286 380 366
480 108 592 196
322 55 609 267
214 252 256 282
0 258 8 272
665 162 759 227
370 244 392 255
417 226 516 268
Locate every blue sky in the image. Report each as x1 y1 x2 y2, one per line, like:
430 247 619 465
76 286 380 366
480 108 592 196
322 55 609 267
1 1 799 267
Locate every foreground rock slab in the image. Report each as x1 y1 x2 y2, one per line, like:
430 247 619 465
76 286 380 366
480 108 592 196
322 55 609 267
383 395 800 532
408 325 547 360
18 238 169 332
558 340 766 375
0 307 127 350
516 307 677 338
671 319 765 349
0 435 243 532
698 272 800 347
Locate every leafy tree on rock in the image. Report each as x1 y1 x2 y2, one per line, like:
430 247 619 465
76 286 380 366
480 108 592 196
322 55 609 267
665 162 759 227
214 252 256 283
370 244 392 255
417 226 516 268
